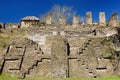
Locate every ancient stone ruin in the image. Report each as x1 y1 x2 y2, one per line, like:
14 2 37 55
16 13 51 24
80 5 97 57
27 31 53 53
108 12 119 27
0 12 120 79
21 16 39 28
46 13 52 25
86 12 92 25
72 16 79 27
99 12 106 26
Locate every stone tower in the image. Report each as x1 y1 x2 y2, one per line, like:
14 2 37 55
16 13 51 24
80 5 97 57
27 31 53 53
72 16 79 26
108 12 119 27
86 12 92 25
46 13 52 25
99 12 106 26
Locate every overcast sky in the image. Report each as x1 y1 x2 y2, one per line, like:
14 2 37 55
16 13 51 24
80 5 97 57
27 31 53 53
0 0 120 23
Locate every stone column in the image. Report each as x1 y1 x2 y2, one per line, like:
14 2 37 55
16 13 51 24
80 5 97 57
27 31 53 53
99 12 106 26
72 16 79 26
108 12 119 27
46 13 52 25
51 35 68 78
86 12 92 25
59 16 66 25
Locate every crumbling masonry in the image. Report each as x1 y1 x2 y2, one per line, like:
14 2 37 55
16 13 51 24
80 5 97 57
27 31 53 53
0 12 120 78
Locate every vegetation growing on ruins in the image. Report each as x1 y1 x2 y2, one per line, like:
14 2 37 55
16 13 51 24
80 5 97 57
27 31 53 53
0 36 9 49
0 10 120 79
0 74 120 80
40 5 76 24
100 38 115 58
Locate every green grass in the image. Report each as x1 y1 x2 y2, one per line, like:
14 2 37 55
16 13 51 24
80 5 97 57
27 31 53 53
0 74 120 80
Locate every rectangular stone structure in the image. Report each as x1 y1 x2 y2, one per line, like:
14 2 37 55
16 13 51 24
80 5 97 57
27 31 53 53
99 12 106 26
51 36 68 78
86 12 92 25
46 13 52 25
72 16 79 26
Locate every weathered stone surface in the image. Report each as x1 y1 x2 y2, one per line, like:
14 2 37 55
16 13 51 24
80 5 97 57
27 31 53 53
46 13 52 25
86 12 92 25
26 59 51 78
59 16 66 25
99 12 106 26
51 35 68 78
95 27 119 37
72 16 79 27
0 12 120 79
96 58 113 77
108 12 119 27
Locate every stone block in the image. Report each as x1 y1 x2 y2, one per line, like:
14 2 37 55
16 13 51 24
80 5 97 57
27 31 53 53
99 12 106 26
51 36 68 78
86 12 92 25
72 16 79 26
46 13 52 25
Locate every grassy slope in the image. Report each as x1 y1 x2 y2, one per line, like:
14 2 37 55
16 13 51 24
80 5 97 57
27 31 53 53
0 74 120 80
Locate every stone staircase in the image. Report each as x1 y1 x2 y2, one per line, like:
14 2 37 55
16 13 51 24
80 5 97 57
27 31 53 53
25 57 51 78
19 54 51 79
77 38 99 78
19 51 41 78
78 38 91 55
20 59 39 78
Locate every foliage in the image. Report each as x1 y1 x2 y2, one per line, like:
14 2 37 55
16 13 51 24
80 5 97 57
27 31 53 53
0 36 9 49
1 42 7 48
40 5 76 24
101 38 115 58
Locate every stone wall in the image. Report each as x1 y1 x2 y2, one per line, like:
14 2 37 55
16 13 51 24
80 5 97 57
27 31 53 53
0 31 119 78
5 23 19 29
1 12 120 28
51 35 68 78
0 11 120 79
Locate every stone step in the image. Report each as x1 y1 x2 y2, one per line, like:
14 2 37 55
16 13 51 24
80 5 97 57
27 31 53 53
21 59 39 78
